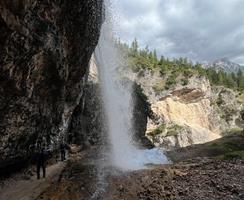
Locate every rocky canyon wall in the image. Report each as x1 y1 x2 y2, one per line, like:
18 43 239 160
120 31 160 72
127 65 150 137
0 0 104 169
132 70 243 150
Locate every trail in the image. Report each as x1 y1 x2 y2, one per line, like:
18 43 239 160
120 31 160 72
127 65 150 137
29 149 244 200
0 162 66 200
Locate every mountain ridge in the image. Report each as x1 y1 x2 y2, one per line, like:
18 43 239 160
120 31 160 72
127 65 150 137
203 58 244 74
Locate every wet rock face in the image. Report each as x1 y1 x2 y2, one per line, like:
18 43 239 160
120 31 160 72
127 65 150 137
0 0 103 167
132 83 154 148
69 82 104 148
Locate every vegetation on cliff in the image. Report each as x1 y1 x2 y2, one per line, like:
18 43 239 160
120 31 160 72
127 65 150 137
117 39 244 92
116 39 244 150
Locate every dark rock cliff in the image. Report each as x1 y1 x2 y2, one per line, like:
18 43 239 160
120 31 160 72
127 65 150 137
0 0 103 169
69 82 104 148
68 76 154 149
132 83 154 148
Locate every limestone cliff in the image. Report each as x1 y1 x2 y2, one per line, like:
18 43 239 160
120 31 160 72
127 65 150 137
0 0 103 169
133 70 243 150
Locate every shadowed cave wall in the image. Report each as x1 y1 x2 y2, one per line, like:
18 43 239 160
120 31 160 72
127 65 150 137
0 0 104 170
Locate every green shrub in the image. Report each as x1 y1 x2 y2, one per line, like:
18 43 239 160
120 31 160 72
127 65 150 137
159 65 168 76
165 124 183 137
216 95 224 106
166 130 179 137
181 78 189 86
165 75 177 88
182 69 194 78
131 65 140 73
152 82 165 93
148 124 166 136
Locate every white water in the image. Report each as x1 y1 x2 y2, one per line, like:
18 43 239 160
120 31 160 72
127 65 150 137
94 0 169 171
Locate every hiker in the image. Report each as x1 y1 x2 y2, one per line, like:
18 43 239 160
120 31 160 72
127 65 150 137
60 142 66 161
60 142 70 161
35 147 48 179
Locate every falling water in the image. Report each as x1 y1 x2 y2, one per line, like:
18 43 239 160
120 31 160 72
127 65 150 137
94 0 169 171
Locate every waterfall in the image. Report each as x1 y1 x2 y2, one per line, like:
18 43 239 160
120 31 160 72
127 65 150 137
95 22 140 170
94 0 169 171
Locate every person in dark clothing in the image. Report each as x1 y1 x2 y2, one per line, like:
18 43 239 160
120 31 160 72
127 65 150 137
36 148 47 179
60 142 71 161
60 143 66 161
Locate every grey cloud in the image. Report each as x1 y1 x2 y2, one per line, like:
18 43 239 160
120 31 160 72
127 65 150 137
114 0 244 64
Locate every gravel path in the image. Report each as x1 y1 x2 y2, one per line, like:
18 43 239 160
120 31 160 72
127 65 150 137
0 161 66 200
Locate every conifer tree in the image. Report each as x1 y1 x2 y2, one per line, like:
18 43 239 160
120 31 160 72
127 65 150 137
153 49 158 63
237 69 243 88
131 38 139 55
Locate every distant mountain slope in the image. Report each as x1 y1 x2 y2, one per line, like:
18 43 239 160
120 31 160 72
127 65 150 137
204 58 244 74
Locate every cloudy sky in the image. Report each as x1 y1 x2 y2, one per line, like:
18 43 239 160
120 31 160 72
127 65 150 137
113 0 244 65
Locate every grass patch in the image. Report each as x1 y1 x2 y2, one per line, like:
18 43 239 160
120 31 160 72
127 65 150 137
222 128 243 136
205 137 244 155
167 134 244 162
152 81 165 93
148 124 166 136
216 151 244 160
148 124 184 137
165 124 183 137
